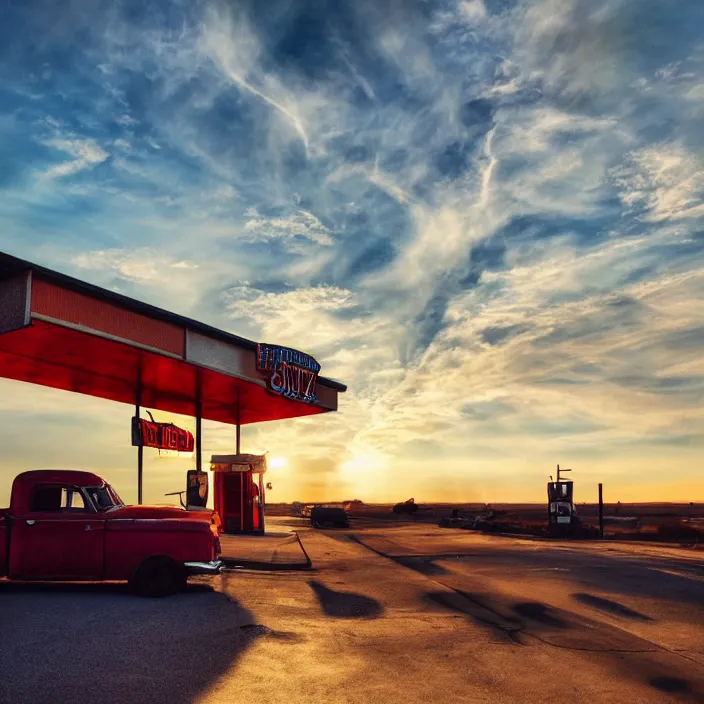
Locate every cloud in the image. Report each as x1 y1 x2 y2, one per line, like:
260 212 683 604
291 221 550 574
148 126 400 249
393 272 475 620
199 6 311 150
72 248 199 283
40 136 108 178
242 207 333 250
459 1 488 24
611 142 704 221
115 114 138 126
313 186 703 473
225 283 357 349
0 0 703 501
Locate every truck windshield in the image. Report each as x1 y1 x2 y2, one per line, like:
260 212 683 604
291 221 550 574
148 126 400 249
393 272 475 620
86 485 124 512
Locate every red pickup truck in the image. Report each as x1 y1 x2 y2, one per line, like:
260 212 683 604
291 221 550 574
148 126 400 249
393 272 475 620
0 470 222 596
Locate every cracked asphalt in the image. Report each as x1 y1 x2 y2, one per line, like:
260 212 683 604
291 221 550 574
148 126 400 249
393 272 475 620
1 520 703 704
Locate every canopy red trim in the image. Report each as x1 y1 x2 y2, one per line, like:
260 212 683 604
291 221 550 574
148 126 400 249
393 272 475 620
0 252 345 425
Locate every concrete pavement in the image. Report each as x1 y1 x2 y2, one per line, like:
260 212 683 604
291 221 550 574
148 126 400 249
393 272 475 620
1 520 702 704
206 522 704 704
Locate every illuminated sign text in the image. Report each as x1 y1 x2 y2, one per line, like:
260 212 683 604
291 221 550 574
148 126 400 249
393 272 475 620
256 343 320 403
131 417 195 452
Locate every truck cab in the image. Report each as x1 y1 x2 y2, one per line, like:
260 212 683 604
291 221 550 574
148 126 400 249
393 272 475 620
0 470 222 596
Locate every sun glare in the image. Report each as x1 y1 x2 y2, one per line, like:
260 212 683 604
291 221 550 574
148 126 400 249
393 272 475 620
340 451 388 482
269 456 287 470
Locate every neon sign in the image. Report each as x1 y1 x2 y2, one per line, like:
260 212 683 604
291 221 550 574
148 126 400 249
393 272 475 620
131 417 195 452
256 343 320 403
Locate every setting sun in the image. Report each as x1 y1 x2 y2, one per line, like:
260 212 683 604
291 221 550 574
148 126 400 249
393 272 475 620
268 456 287 470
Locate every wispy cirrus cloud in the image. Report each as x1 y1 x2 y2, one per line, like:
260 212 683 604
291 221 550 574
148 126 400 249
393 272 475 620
72 248 199 283
0 0 702 503
40 136 108 178
242 207 333 250
611 142 704 222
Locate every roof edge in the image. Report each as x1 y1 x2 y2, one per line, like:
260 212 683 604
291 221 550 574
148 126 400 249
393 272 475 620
0 251 347 393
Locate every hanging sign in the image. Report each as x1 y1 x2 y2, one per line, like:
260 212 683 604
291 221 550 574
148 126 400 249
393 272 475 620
131 417 195 452
256 343 320 403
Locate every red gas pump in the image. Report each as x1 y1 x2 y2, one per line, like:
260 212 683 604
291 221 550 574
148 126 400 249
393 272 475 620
210 454 267 534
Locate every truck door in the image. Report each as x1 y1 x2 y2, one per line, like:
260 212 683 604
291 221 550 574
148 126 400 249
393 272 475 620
9 484 105 580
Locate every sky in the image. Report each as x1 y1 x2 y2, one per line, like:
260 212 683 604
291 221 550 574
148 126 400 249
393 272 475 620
0 0 703 506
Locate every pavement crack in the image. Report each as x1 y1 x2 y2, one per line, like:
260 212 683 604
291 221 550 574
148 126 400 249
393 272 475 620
521 631 660 654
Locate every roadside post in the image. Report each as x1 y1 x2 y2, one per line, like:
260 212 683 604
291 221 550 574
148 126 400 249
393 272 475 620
598 483 604 539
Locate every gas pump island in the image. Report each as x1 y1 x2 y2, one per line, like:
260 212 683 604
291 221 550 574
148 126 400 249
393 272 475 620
169 345 323 534
169 453 270 534
0 252 346 536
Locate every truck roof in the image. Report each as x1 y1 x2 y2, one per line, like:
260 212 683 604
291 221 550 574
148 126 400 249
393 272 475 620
9 470 110 514
13 469 107 487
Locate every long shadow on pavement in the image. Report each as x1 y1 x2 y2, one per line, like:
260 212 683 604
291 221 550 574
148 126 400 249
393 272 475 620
423 592 574 644
650 676 693 694
349 534 704 610
308 579 384 619
0 580 261 704
423 588 703 700
345 534 704 700
572 592 654 621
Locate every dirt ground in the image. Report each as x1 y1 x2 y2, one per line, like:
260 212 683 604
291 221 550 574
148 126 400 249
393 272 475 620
1 518 703 704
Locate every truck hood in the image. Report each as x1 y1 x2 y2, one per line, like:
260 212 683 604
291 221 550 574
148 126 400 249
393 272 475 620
106 505 215 522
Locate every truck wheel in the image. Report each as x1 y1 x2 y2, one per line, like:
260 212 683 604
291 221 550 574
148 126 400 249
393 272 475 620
130 556 187 598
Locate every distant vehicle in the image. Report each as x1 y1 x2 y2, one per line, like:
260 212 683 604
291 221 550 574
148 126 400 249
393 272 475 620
310 506 350 528
0 470 222 597
392 498 419 515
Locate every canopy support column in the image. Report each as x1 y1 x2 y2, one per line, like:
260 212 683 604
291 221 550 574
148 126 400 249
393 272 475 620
235 390 241 455
195 374 203 473
195 401 202 473
136 377 143 505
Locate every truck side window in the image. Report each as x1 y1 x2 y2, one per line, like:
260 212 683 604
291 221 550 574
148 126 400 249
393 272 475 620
30 485 87 512
63 488 86 510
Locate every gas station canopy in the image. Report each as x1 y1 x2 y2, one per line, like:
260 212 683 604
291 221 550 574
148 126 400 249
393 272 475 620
0 252 346 425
